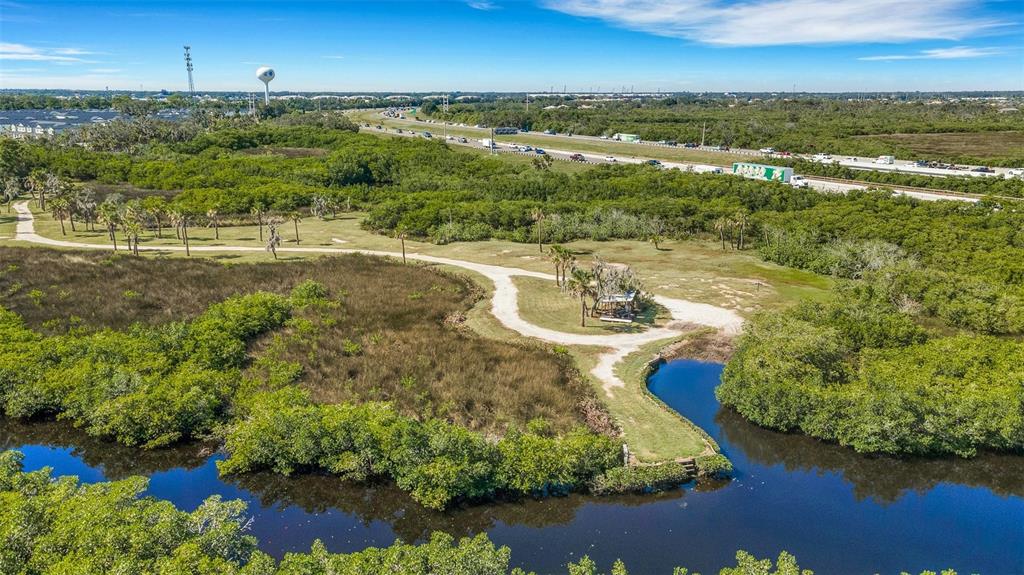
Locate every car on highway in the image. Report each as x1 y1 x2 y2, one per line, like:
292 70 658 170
1006 168 1024 179
646 159 662 167
971 166 995 173
569 153 586 162
604 155 616 162
375 125 382 130
395 128 403 134
683 142 698 148
759 147 776 154
521 145 533 152
543 129 556 135
422 132 432 138
458 137 468 143
535 148 546 155
790 175 810 188
600 135 609 139
914 160 930 167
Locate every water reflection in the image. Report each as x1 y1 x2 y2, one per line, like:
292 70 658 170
715 407 1024 503
0 418 211 478
3 360 1022 574
228 470 685 544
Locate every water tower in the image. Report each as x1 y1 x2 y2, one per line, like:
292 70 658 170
256 66 275 105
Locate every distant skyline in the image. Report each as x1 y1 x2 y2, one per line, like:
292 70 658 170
1 0 1022 93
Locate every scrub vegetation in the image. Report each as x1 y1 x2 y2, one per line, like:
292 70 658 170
0 249 673 508
719 283 1024 457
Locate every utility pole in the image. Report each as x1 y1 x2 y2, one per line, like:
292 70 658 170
490 127 495 155
183 45 195 104
700 121 706 147
442 93 449 140
525 92 529 112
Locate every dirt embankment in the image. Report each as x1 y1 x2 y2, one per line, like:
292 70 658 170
659 331 736 364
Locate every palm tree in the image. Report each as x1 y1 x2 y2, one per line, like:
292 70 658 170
530 207 546 253
649 233 664 250
180 213 191 256
549 245 566 287
167 209 182 240
3 177 20 213
25 171 44 207
97 202 120 251
251 204 267 242
713 216 730 251
567 267 595 327
647 217 666 250
733 209 749 250
50 197 70 235
207 208 220 240
288 211 302 244
42 172 62 212
123 219 142 256
265 219 282 259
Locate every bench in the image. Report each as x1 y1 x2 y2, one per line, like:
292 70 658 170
599 316 633 324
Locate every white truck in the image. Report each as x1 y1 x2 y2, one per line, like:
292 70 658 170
874 155 895 165
732 162 793 183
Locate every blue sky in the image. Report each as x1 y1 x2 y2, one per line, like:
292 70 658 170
1 0 1021 92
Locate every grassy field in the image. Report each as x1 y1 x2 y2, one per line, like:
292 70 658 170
855 131 1024 163
349 109 751 166
0 247 606 437
21 205 830 314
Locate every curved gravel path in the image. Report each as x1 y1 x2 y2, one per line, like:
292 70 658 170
11 202 742 393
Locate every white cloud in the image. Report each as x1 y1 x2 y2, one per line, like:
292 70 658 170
544 0 1005 46
859 46 1003 60
466 0 497 9
88 68 122 74
0 42 98 63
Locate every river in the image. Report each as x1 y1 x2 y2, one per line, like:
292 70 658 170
3 360 1022 573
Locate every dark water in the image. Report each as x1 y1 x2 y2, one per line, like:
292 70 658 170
4 360 1023 573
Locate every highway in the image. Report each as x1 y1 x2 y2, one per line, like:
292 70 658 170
351 109 1016 180
356 116 982 203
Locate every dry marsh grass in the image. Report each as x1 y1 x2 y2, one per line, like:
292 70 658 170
0 247 598 435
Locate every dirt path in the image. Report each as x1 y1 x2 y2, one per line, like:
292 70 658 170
11 201 742 394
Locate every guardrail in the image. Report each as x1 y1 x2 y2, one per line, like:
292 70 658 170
806 175 1023 202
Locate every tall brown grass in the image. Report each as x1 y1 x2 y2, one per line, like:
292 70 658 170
0 248 604 435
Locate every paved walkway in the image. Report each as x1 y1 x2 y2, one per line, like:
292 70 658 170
11 201 743 393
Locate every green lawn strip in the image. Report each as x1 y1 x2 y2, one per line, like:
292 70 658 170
603 336 714 462
512 275 665 336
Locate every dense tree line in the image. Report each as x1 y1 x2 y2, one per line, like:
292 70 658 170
219 395 621 509
3 121 1021 339
2 450 960 575
433 98 1024 165
718 286 1024 457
